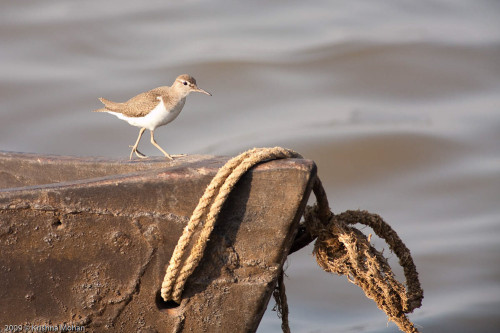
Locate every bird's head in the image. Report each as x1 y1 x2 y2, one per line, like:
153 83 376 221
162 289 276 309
173 74 211 97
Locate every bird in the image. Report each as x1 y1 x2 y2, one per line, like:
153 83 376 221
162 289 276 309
94 74 211 160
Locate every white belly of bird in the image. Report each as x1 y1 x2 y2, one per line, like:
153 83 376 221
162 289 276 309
108 98 186 131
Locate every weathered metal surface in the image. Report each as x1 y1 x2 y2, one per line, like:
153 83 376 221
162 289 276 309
0 151 316 332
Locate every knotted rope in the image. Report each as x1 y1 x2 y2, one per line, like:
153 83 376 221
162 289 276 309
161 147 423 333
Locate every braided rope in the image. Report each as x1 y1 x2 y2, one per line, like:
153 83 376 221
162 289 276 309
161 147 301 302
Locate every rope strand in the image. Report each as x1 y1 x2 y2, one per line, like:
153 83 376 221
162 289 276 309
161 147 300 302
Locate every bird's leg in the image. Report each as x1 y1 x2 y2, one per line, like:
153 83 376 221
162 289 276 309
150 130 173 160
129 127 147 160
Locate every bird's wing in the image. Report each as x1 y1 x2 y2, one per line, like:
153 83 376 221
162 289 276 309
95 87 171 117
97 89 166 117
116 90 164 117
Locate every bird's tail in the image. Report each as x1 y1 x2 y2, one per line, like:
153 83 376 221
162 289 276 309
93 97 118 112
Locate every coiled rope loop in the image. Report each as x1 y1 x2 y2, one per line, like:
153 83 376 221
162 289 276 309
161 147 301 303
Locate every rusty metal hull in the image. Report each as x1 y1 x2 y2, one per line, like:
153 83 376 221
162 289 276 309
0 151 316 332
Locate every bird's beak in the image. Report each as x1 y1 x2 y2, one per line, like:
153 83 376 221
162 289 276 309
194 86 212 96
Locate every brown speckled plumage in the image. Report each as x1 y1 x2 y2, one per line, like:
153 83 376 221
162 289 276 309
94 75 201 118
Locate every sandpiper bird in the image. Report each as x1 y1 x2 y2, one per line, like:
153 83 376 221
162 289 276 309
94 74 211 160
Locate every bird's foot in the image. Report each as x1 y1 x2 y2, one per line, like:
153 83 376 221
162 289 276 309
163 152 174 161
129 146 148 160
135 150 148 159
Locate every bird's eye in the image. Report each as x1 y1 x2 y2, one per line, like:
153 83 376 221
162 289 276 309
183 81 188 86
